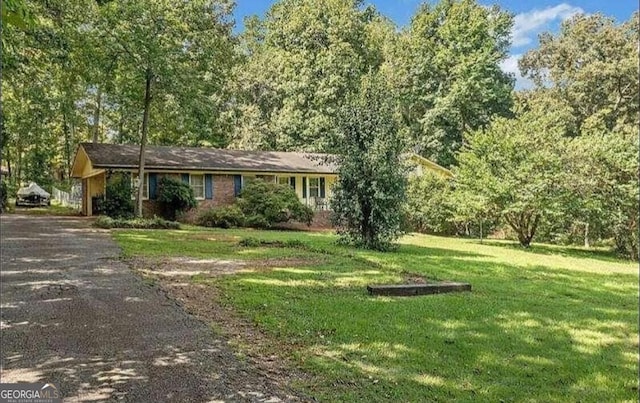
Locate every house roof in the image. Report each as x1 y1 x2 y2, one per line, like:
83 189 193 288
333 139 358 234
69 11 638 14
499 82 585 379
78 143 338 174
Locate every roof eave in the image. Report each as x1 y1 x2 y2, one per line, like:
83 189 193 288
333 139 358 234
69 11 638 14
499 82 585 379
91 164 337 175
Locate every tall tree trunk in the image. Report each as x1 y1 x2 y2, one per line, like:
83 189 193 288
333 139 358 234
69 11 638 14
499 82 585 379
135 70 153 218
16 147 22 184
584 222 590 248
93 87 102 143
479 219 483 243
117 111 125 143
62 109 72 180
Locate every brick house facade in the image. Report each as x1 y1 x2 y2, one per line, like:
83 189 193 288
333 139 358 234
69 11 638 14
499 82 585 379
71 143 452 221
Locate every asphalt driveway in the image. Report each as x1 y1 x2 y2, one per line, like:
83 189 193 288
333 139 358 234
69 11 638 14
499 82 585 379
0 214 297 402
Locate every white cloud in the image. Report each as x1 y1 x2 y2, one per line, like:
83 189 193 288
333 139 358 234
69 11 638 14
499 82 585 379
511 3 583 48
500 54 534 90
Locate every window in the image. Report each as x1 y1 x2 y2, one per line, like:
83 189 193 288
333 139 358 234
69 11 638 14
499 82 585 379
278 176 295 189
309 177 320 198
164 173 181 181
131 173 149 199
190 174 205 199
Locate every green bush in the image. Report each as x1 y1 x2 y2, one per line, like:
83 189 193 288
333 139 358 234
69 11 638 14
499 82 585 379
104 172 134 218
157 177 197 220
405 172 457 235
238 236 262 247
238 237 306 249
3 181 18 199
197 205 245 228
236 179 314 228
0 181 8 212
94 215 180 229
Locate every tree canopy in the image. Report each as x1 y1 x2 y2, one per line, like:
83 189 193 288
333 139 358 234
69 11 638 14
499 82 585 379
1 0 636 257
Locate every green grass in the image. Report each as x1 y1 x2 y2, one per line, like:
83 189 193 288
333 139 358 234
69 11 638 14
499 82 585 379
114 227 639 402
6 198 81 216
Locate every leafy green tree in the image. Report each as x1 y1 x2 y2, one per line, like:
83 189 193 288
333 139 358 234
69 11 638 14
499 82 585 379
449 187 498 241
396 0 514 167
1 0 34 28
405 172 457 235
330 74 407 251
519 12 639 133
517 12 639 256
565 125 639 258
97 0 235 216
2 0 99 187
455 97 569 247
0 181 8 213
230 0 387 152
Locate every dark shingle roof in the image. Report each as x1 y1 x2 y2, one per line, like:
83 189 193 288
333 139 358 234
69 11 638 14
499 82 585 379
81 143 337 174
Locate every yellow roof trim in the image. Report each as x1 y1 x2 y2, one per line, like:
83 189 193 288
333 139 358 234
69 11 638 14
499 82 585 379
408 154 453 178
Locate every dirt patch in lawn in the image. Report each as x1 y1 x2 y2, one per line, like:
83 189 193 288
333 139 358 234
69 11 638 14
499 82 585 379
186 233 242 242
126 256 321 278
126 256 317 399
401 271 431 284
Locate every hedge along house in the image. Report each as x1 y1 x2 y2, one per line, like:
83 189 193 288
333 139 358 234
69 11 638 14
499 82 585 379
70 143 339 217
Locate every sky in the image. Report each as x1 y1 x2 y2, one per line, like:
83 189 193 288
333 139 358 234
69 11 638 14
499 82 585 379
233 1 638 89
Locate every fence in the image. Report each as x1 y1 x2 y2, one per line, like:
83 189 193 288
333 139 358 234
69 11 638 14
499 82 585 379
52 185 82 208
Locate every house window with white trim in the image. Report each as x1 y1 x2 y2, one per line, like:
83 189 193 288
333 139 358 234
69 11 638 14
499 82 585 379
309 177 320 198
190 174 205 199
131 173 149 199
278 176 295 189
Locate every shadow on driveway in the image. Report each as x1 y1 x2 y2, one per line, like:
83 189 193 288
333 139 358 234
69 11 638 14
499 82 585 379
1 215 302 402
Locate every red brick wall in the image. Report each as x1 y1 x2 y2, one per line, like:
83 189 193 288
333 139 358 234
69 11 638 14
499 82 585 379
142 200 162 218
144 174 334 231
179 174 236 223
211 175 236 207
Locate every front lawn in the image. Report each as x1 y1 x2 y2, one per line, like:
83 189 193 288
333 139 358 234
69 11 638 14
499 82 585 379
114 227 639 402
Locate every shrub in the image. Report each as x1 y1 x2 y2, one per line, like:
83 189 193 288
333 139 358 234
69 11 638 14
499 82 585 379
3 181 18 199
405 172 457 235
157 177 197 220
104 172 134 218
94 215 180 229
0 181 8 212
238 237 262 247
236 179 313 228
238 237 307 249
197 205 245 228
330 74 407 251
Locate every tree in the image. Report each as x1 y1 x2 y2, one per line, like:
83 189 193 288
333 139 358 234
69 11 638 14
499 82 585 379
1 0 34 28
396 0 514 167
405 171 457 235
330 74 407 251
519 12 639 134
517 12 639 256
230 0 387 152
97 0 235 216
2 0 101 188
565 125 639 258
455 95 570 247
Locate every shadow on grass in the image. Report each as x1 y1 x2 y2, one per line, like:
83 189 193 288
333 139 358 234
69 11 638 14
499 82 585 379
476 239 626 264
209 241 639 402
